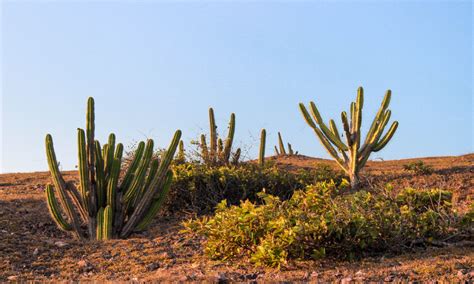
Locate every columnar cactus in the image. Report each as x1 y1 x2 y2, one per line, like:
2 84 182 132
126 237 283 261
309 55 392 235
175 140 186 164
259 129 266 166
274 132 296 156
45 97 182 240
299 87 398 189
200 107 241 166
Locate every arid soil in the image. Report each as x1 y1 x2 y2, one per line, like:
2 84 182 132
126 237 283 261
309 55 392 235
1 154 473 282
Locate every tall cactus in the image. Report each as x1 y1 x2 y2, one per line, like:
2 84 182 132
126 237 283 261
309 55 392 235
45 97 182 240
200 107 240 166
299 87 398 189
259 129 266 166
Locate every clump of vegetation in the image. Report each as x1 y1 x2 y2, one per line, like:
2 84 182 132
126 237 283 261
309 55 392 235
299 87 398 189
166 163 343 214
403 160 434 175
199 107 241 166
184 182 465 267
274 132 297 156
45 97 181 240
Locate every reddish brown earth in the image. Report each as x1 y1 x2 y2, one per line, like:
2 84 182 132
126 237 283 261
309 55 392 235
0 154 473 282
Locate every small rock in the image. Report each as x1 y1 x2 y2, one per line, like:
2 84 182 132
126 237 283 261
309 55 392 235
341 277 352 284
146 263 160 271
217 272 228 283
355 270 364 277
33 248 39 256
77 260 88 268
457 270 466 278
468 271 474 278
384 274 396 282
310 271 319 278
7 276 18 281
54 241 68 248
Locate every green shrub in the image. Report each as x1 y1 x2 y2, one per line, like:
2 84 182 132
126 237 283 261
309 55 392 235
184 183 465 267
165 163 343 214
403 160 434 175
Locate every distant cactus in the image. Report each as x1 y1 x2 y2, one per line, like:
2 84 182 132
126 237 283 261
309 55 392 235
259 129 266 166
45 97 182 240
175 140 186 164
200 108 240 166
274 132 297 157
299 87 398 189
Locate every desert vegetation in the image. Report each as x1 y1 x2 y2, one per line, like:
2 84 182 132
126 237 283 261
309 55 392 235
1 87 472 281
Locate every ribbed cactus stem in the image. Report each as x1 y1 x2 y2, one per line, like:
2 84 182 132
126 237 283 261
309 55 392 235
120 130 182 238
299 87 399 189
223 113 235 163
200 134 209 163
45 184 72 231
278 132 286 155
259 129 266 166
209 108 217 163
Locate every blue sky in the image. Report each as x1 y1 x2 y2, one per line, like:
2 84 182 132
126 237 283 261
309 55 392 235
1 1 472 173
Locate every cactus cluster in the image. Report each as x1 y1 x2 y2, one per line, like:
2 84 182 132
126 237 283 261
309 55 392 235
274 132 296 156
200 108 241 166
45 97 182 240
299 87 398 188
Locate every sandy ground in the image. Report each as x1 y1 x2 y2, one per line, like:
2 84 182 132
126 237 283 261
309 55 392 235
0 154 473 282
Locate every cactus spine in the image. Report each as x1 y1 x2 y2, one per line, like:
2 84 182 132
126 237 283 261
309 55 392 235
45 97 182 240
259 129 266 166
299 87 399 189
200 107 240 165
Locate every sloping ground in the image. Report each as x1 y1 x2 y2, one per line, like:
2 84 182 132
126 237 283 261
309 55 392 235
0 154 473 282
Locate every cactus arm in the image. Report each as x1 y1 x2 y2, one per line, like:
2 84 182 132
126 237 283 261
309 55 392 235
288 143 294 155
86 97 96 192
104 133 116 178
106 144 123 213
274 146 280 156
217 138 224 161
135 170 173 231
278 132 287 155
209 108 217 163
77 128 91 215
96 207 104 240
123 139 154 205
373 121 398 152
120 141 145 192
307 102 349 151
177 140 185 162
45 184 72 231
94 140 106 208
46 134 84 239
299 103 317 128
102 205 113 240
65 181 88 223
341 111 352 146
120 130 181 238
232 148 241 165
259 129 266 166
312 127 346 170
200 134 209 163
223 113 235 163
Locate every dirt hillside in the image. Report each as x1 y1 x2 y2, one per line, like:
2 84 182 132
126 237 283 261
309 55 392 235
0 154 473 282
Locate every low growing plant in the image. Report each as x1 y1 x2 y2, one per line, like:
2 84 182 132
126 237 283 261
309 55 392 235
403 160 434 175
165 163 343 214
184 182 464 267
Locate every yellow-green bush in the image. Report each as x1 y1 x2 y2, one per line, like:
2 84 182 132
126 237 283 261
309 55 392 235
184 182 466 267
165 163 342 214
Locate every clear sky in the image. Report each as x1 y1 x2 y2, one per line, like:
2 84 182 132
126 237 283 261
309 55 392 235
1 1 472 173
